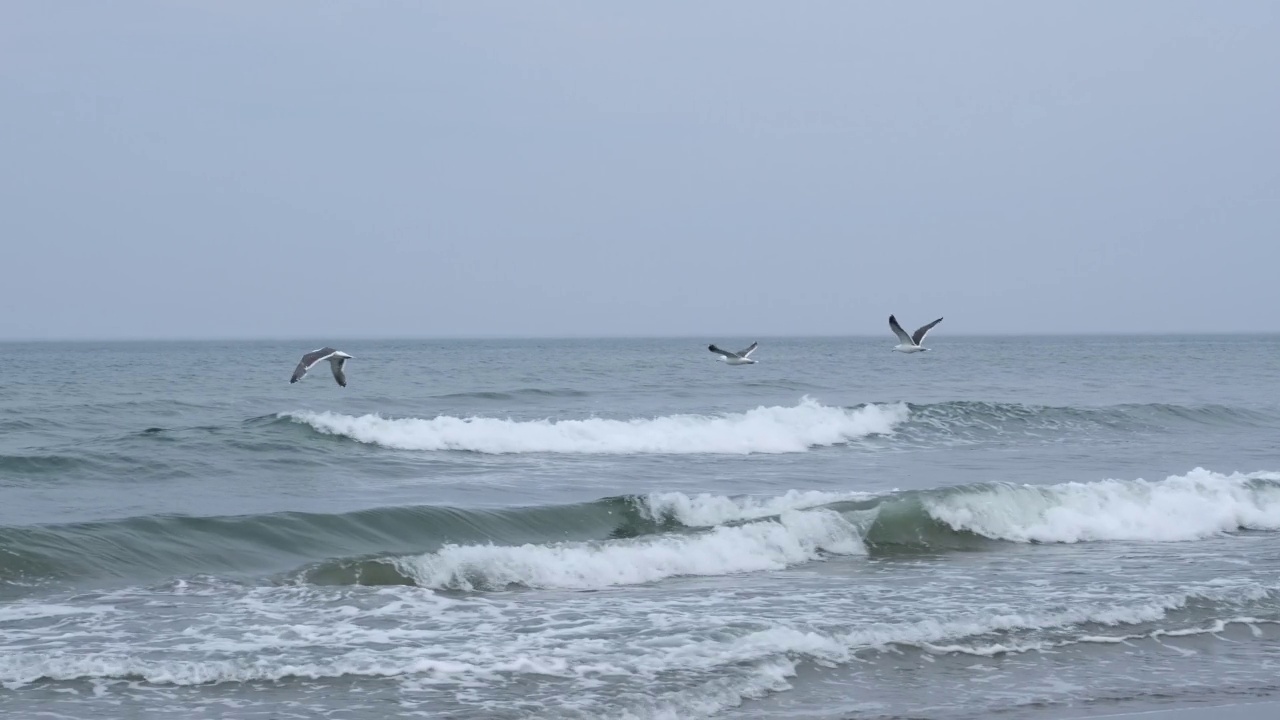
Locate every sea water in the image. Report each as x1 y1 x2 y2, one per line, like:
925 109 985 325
2 335 1279 719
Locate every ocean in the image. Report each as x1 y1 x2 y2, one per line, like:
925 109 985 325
2 335 1279 719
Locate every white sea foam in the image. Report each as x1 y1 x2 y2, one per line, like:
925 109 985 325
639 489 874 527
2 583 1261 689
0 603 116 623
283 398 907 454
395 509 866 591
925 468 1280 543
0 652 534 689
2 578 1276 720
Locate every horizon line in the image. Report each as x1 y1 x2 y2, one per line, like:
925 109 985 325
2 330 1279 344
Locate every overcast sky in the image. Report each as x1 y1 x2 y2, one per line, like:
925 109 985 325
2 1 1277 340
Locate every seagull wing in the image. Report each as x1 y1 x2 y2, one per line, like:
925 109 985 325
291 347 337 383
912 318 944 345
737 342 758 358
888 315 913 345
329 356 348 387
708 344 737 358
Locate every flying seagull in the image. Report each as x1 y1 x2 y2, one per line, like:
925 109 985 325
291 347 354 386
889 315 943 353
708 341 759 365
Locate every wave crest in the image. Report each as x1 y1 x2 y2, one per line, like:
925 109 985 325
7 470 1279 590
393 509 866 591
281 398 907 454
924 468 1280 543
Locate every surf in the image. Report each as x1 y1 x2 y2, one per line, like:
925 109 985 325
280 398 909 454
6 469 1279 592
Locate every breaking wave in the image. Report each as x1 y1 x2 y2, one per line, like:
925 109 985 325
280 398 908 454
393 508 865 591
5 469 1278 591
923 467 1280 543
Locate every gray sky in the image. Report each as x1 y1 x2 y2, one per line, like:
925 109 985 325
2 1 1277 340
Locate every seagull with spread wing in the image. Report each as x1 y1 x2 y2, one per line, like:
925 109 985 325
290 347 354 386
708 341 759 365
888 315 943 353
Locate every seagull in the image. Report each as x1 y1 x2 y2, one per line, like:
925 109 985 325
708 341 759 365
290 347 354 386
889 315 943 353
